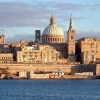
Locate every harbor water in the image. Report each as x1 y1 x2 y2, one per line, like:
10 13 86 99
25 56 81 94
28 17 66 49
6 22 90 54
0 79 100 100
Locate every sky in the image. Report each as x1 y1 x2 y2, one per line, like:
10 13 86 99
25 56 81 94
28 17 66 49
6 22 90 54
0 0 100 42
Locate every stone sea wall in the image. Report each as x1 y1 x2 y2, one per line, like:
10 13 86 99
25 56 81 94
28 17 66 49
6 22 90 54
0 63 97 75
0 63 76 74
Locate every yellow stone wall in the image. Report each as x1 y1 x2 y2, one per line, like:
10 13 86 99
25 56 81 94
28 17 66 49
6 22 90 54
77 38 100 64
17 45 60 63
0 63 74 74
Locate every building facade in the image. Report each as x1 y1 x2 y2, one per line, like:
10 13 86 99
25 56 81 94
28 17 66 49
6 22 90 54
17 45 59 63
77 38 100 64
0 53 13 63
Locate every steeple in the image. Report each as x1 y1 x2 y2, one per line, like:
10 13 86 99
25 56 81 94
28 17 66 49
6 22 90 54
69 14 74 31
50 14 56 25
67 14 76 62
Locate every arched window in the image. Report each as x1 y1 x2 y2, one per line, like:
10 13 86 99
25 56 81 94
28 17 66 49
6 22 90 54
55 38 57 41
71 35 73 40
53 38 54 41
71 51 73 54
57 38 59 42
46 38 47 42
48 38 49 42
51 38 52 41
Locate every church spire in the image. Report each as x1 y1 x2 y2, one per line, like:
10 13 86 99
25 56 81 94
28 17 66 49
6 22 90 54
69 14 74 31
50 14 56 25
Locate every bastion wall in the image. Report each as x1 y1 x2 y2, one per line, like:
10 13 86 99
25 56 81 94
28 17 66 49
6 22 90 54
0 63 97 75
0 64 76 74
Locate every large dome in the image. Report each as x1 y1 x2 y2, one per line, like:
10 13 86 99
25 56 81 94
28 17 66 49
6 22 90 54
42 24 64 37
42 15 64 43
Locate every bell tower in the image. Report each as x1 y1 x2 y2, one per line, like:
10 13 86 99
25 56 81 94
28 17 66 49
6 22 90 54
67 15 76 62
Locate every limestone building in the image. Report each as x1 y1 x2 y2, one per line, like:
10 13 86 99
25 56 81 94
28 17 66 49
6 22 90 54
17 45 59 63
76 37 100 64
0 53 13 63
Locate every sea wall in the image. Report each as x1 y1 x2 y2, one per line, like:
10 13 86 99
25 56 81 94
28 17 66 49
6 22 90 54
0 63 97 75
0 63 76 74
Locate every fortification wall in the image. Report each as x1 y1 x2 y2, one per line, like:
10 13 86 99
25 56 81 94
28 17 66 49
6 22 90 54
0 63 96 75
0 64 76 74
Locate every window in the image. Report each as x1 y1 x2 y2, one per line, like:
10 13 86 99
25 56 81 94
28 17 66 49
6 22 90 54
71 51 73 54
71 35 73 40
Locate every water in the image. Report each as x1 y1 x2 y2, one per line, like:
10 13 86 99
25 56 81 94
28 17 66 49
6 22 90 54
0 79 100 100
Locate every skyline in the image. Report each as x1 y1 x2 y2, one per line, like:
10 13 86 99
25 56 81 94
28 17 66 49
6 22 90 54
0 0 100 42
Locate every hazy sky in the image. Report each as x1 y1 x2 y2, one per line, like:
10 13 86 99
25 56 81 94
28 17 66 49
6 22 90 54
0 0 100 42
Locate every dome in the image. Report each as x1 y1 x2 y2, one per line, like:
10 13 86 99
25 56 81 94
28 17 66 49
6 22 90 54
42 24 64 37
42 15 64 43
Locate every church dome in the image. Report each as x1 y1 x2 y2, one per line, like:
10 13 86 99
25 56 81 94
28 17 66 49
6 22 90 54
42 15 64 43
42 24 64 37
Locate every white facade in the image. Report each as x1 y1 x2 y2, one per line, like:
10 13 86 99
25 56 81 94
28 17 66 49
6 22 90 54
17 71 27 78
27 71 49 79
75 72 93 76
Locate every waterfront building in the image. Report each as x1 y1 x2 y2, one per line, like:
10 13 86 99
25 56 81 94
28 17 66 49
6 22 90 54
75 72 93 76
77 37 100 64
17 45 41 63
10 40 30 61
17 45 59 63
0 53 13 63
27 71 49 79
16 71 27 78
52 70 64 76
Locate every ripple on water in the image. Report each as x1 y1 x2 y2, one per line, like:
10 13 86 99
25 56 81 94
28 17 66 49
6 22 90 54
0 80 100 100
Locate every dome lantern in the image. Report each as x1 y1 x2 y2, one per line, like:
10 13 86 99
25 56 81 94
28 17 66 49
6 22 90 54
50 15 56 25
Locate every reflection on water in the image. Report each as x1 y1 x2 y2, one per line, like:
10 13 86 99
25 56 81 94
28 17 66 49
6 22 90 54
0 80 100 100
